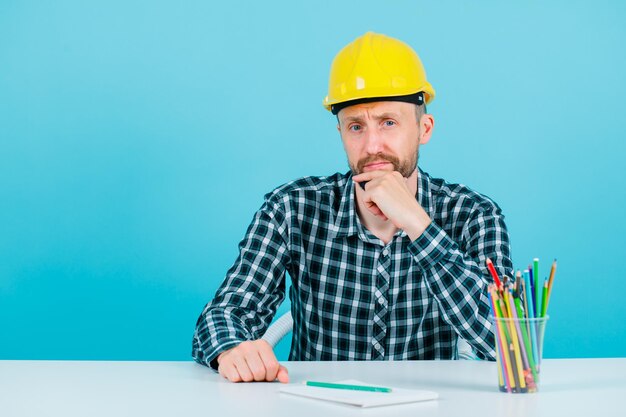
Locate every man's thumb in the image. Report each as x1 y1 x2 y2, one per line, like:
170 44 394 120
277 365 289 383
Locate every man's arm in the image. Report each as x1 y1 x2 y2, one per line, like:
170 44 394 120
192 196 291 377
406 204 512 360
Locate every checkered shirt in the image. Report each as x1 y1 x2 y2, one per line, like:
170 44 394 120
192 168 513 369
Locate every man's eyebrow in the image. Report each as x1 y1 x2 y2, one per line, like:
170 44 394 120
341 112 401 123
372 112 401 120
341 115 365 123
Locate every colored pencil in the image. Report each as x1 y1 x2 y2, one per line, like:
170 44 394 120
545 259 557 312
528 266 536 314
489 287 513 392
504 293 527 390
523 270 534 319
519 272 530 320
493 290 515 391
486 258 503 289
533 259 542 321
513 296 538 383
540 280 549 317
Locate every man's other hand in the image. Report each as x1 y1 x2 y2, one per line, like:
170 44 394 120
216 340 289 383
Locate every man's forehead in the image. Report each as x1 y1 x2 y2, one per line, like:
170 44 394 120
338 101 414 120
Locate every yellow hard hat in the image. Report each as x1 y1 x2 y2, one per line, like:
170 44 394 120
323 32 435 114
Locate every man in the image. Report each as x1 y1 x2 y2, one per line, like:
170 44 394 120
192 32 513 383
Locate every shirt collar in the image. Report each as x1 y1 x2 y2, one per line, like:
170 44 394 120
416 167 434 219
331 168 434 240
330 172 359 239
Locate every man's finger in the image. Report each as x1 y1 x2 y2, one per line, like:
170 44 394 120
219 362 242 383
232 356 254 382
352 170 388 183
228 367 243 383
244 350 268 382
367 204 384 217
257 344 281 381
218 363 228 379
365 200 387 219
276 365 289 383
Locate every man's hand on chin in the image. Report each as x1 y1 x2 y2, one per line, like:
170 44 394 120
352 170 432 241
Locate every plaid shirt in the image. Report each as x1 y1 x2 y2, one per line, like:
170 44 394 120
193 168 512 369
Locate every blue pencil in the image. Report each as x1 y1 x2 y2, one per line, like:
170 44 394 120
523 270 539 366
528 266 535 314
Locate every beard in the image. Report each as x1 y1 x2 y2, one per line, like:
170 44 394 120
350 150 419 178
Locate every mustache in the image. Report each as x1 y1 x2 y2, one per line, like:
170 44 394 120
356 153 400 173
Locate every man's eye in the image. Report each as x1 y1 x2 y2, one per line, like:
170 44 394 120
349 125 362 132
383 120 396 127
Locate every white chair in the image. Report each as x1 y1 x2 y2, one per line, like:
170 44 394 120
262 311 479 360
261 311 295 348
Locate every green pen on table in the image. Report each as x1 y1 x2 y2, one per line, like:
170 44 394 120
304 381 393 393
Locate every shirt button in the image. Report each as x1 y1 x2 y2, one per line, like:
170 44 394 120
374 342 381 350
377 297 385 305
382 248 389 256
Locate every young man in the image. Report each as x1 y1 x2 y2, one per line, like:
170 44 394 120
192 32 513 383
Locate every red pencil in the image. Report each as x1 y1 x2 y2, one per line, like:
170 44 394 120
486 258 503 289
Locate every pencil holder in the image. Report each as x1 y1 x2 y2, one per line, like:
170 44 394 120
492 316 549 393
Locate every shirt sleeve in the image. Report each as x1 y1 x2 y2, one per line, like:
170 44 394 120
192 195 291 370
407 201 513 361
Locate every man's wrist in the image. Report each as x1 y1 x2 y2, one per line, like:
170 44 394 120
210 341 240 370
403 204 433 241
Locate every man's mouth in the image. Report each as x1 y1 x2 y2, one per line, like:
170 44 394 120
363 161 392 171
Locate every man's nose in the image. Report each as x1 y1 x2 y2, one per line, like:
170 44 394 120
363 128 384 154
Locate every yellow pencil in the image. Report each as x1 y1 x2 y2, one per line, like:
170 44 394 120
495 341 505 390
490 288 512 390
492 291 516 391
504 293 527 390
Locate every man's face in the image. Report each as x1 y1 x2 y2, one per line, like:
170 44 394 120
337 101 421 177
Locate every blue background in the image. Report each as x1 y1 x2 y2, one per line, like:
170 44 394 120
1 0 625 361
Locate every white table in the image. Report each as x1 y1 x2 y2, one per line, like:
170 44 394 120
1 359 624 417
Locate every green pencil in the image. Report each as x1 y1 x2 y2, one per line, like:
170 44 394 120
304 381 392 393
533 259 541 321
514 296 538 383
540 279 549 317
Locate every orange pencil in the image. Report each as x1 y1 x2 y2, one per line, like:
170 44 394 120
545 259 557 312
547 259 557 299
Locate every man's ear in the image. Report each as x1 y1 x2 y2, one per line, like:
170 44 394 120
418 114 435 145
